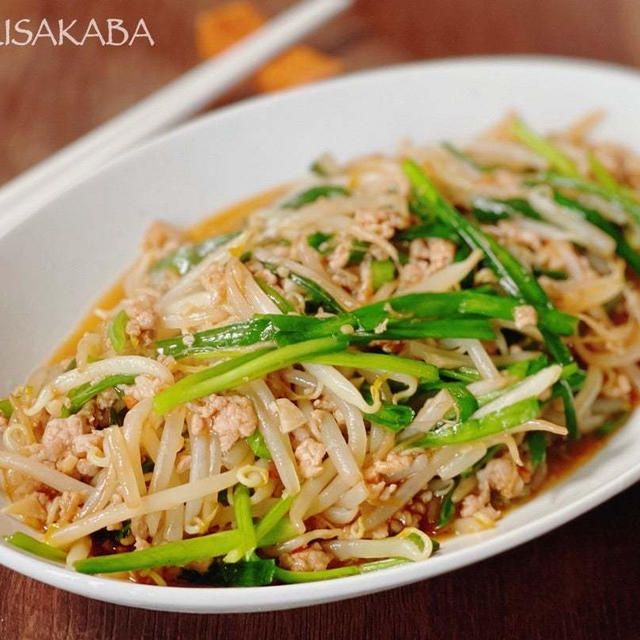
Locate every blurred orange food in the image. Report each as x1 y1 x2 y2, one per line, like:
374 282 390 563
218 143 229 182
195 0 265 59
195 1 343 92
254 45 343 92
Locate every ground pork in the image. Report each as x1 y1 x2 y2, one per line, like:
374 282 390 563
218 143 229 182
487 219 543 252
353 208 408 240
125 374 166 406
199 261 227 300
388 508 421 534
480 456 524 499
591 141 640 188
293 436 326 479
94 388 119 411
513 304 538 330
387 489 434 534
327 238 352 271
400 237 456 287
460 456 524 518
364 451 413 481
189 394 257 452
367 480 398 502
72 432 104 477
278 542 332 572
131 517 151 550
459 500 501 521
328 266 359 291
39 417 104 479
311 397 345 427
41 415 85 464
601 370 632 399
247 261 278 286
364 452 414 507
123 293 158 346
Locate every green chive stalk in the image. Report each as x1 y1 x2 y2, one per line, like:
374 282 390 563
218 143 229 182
153 337 346 414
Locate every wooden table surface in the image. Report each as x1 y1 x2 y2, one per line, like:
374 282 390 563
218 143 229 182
1 1 640 638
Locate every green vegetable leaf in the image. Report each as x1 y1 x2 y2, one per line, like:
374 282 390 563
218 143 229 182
437 481 458 529
595 412 627 436
0 398 13 419
4 531 66 563
415 397 540 447
254 495 294 544
394 222 460 242
306 231 334 254
421 382 478 422
75 529 245 574
403 159 576 375
151 232 240 275
274 557 410 583
304 351 439 382
371 259 396 291
115 520 132 543
282 185 350 210
471 196 541 223
108 309 129 354
368 403 415 431
533 267 568 280
287 271 345 314
442 142 493 172
64 374 137 415
588 152 639 204
256 517 298 547
440 367 481 383
141 459 155 474
181 558 276 586
254 277 296 313
527 431 547 467
534 172 640 227
554 192 640 275
554 379 578 440
227 484 257 562
510 119 580 178
155 317 276 359
247 430 272 460
347 240 369 266
310 159 330 177
153 336 346 414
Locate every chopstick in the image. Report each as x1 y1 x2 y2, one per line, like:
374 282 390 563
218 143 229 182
0 0 351 233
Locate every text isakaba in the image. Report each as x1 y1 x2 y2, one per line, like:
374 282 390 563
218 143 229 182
0 18 155 47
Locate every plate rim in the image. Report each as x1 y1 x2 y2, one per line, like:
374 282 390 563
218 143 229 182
3 52 640 239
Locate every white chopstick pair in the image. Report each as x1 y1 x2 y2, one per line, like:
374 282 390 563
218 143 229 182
0 0 352 234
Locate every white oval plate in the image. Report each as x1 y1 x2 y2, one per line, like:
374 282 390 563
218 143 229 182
1 56 640 613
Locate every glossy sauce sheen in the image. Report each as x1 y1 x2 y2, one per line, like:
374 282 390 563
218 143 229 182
426 430 613 541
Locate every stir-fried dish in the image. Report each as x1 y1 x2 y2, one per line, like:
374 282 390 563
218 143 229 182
2 113 639 587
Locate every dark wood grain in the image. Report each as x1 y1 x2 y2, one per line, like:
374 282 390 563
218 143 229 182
1 1 640 638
